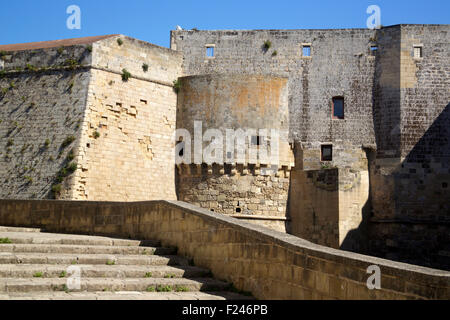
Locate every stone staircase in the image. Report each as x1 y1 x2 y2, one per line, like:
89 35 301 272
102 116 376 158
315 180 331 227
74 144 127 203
0 226 252 300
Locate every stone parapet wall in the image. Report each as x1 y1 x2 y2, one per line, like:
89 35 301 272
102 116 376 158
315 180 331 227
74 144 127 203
0 199 448 300
177 164 290 232
92 35 183 86
177 166 289 232
0 45 92 72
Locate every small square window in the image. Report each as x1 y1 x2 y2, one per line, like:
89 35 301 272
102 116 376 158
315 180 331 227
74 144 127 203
332 97 344 119
206 46 215 57
414 46 423 59
251 136 261 146
370 46 378 56
302 45 311 57
321 145 333 161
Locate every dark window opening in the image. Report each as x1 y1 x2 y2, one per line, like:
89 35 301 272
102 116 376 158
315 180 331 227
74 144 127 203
321 145 333 161
332 97 344 119
236 207 241 213
177 142 185 157
251 136 261 146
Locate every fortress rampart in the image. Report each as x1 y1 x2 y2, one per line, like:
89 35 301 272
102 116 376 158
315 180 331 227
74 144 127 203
0 25 449 270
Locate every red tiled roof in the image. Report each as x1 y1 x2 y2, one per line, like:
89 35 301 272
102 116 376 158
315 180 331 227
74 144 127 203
0 35 119 52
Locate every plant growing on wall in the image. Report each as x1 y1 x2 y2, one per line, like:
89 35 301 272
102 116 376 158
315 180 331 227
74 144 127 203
263 40 272 51
117 38 123 46
64 59 79 70
24 176 33 184
25 64 37 72
142 63 149 72
121 69 131 81
173 79 181 93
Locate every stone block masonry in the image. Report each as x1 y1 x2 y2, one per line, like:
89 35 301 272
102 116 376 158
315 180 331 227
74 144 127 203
72 36 183 201
0 67 90 199
0 199 448 300
0 35 183 201
0 25 449 272
172 25 450 270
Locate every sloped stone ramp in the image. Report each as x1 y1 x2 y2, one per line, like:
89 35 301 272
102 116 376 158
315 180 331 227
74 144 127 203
0 226 252 300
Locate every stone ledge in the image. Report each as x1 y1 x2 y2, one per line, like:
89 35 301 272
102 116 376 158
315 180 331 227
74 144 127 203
230 214 290 221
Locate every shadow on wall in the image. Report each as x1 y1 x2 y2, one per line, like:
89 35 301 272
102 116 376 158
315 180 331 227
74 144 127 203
405 102 450 165
343 103 450 271
339 150 375 255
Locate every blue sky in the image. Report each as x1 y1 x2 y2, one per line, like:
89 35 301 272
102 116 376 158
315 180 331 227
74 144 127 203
1 0 448 48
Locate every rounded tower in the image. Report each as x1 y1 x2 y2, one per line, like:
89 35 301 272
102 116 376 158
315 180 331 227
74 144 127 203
175 74 294 232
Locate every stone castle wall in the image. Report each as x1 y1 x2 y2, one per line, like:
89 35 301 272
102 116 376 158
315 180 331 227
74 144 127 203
369 25 450 269
172 25 450 270
171 28 377 149
175 74 293 230
0 199 448 300
68 36 183 201
0 44 93 199
0 35 183 201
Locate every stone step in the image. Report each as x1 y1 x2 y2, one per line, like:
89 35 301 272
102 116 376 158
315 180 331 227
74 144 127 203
0 227 42 233
0 253 189 266
0 231 160 247
0 277 231 293
0 244 176 255
0 291 252 300
0 264 210 279
0 227 252 300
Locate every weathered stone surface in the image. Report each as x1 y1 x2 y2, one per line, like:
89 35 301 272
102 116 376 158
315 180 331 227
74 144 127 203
0 200 448 300
0 225 250 300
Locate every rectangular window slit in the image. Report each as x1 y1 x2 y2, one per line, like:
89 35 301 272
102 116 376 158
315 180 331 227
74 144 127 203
206 46 215 57
414 46 423 58
370 46 378 55
302 45 311 57
332 97 344 119
321 145 333 162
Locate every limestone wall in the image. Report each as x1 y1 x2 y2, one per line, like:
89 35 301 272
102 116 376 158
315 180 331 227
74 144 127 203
0 65 90 199
368 25 450 270
0 35 184 202
177 165 290 232
175 74 293 230
289 167 370 252
171 28 377 148
289 169 340 248
0 199 448 300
